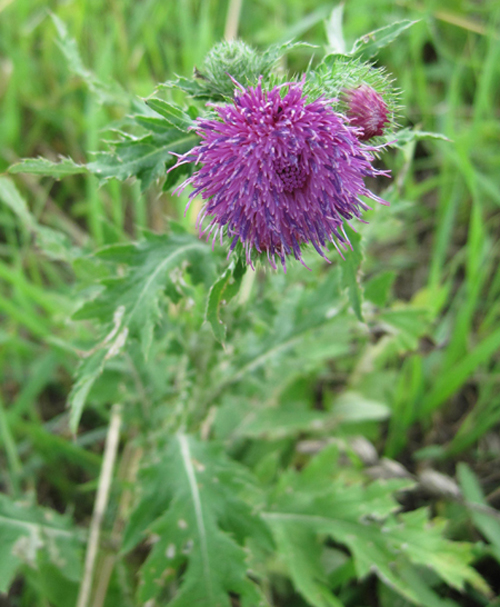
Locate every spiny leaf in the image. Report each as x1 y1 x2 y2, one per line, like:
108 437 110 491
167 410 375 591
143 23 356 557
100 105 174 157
264 445 488 606
125 434 270 606
8 157 88 179
159 75 213 99
384 508 490 596
205 259 246 344
74 231 210 355
145 98 195 131
0 494 83 594
390 128 452 147
271 523 344 607
69 232 211 429
87 130 198 191
351 20 419 61
68 306 128 433
340 225 364 321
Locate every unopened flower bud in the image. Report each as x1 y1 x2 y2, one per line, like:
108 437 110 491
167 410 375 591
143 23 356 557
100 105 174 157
344 84 390 141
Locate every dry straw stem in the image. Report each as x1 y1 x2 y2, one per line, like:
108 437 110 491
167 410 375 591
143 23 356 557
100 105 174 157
224 0 243 40
92 442 143 607
76 404 122 607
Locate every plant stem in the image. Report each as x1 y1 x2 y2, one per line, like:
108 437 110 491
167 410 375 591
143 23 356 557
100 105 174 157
76 405 122 607
224 0 243 40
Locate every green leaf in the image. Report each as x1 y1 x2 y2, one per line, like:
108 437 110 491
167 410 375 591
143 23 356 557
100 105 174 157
390 128 452 147
351 20 418 61
263 445 488 606
457 463 500 564
0 176 35 229
9 157 88 179
422 324 500 416
160 75 213 99
0 177 81 261
75 232 208 351
330 391 390 423
234 407 331 439
385 509 490 596
364 271 396 307
271 522 344 607
0 494 83 593
324 4 346 55
51 13 130 106
87 130 198 191
340 225 364 321
145 98 195 131
69 232 211 429
68 307 126 433
126 434 270 606
379 307 431 352
205 259 246 344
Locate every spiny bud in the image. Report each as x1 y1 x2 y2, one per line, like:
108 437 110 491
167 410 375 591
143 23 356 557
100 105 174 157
344 84 390 141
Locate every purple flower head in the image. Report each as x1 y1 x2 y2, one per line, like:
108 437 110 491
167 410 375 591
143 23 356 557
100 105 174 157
344 84 390 141
172 79 389 271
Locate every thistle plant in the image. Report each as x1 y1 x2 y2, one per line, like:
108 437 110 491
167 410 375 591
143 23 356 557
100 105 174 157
2 10 492 607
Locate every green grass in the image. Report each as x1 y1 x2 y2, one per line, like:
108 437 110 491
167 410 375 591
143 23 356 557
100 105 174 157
1 0 500 605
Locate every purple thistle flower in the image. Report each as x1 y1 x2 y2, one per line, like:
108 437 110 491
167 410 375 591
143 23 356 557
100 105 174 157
172 80 389 271
344 84 390 141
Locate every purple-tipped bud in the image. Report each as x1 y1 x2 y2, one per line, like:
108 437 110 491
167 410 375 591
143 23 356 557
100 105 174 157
345 84 390 141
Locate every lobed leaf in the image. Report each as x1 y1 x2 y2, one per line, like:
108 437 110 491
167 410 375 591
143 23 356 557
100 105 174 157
51 13 131 106
0 494 83 594
125 434 271 606
87 130 198 191
69 231 211 429
263 444 487 606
